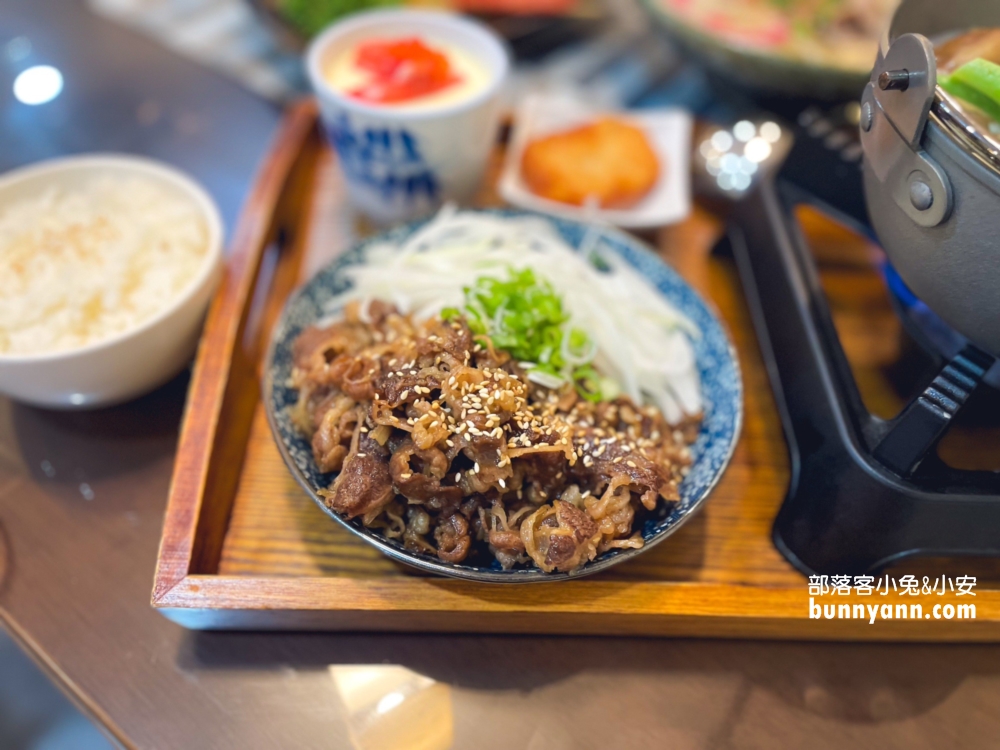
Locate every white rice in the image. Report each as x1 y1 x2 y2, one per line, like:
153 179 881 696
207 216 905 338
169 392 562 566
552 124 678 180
0 175 209 355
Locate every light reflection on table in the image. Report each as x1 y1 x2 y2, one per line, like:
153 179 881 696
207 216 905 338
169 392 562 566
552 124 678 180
331 665 453 750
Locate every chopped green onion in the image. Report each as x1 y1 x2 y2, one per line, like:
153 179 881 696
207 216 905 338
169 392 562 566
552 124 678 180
573 365 604 403
455 268 610 400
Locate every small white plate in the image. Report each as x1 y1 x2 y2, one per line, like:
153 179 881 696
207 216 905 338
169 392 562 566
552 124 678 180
498 93 693 230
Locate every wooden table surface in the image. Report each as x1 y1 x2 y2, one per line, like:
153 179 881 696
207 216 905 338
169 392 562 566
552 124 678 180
3 193 1000 747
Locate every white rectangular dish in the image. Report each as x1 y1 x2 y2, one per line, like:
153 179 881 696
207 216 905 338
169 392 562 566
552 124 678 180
498 92 693 230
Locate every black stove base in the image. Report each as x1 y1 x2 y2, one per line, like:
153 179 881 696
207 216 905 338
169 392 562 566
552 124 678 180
727 179 1000 577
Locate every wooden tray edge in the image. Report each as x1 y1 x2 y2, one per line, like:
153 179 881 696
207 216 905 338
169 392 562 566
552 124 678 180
151 100 319 603
152 574 1000 640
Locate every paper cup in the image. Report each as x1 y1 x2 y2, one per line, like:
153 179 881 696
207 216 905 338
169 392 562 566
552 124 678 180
306 10 510 224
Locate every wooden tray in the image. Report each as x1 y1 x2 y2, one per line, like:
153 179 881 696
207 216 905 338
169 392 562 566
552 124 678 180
152 100 1000 638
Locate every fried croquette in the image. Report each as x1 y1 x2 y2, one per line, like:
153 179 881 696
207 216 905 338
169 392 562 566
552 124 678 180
520 118 660 208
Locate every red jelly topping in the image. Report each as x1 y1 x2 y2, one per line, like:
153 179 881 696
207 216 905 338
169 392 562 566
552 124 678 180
348 37 463 104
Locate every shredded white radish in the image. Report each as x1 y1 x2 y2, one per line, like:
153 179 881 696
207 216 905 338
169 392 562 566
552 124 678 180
326 208 702 423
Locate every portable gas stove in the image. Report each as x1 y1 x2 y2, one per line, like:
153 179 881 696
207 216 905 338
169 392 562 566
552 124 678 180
727 179 999 577
719 0 1000 577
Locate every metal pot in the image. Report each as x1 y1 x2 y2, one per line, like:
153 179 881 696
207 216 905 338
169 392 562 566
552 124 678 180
861 0 1000 356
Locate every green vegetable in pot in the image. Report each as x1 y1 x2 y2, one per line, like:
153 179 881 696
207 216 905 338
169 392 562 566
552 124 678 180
939 57 1000 123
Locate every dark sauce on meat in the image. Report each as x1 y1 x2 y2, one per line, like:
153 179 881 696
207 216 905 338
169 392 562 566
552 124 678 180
290 300 699 573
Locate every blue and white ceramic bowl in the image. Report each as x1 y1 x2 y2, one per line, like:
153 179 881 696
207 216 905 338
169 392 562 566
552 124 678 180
265 210 743 582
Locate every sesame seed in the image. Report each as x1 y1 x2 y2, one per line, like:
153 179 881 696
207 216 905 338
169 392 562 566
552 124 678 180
613 456 622 463
400 390 409 400
627 460 637 468
498 478 506 488
474 462 480 473
455 472 462 482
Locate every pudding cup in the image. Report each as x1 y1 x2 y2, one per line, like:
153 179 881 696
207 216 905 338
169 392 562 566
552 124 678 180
306 9 510 224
